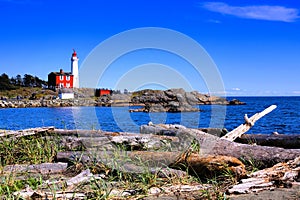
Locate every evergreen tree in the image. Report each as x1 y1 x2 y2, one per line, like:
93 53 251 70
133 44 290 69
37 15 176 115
16 74 23 86
0 73 14 90
0 73 47 90
23 74 35 87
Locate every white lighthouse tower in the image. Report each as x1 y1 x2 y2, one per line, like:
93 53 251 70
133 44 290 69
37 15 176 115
71 49 79 88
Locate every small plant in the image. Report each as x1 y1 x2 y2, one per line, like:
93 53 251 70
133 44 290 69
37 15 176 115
0 135 61 166
240 157 262 173
190 138 201 153
0 174 43 198
219 165 239 186
85 178 112 199
199 178 229 200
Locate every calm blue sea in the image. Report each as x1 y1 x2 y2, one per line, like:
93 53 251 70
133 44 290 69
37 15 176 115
0 97 299 134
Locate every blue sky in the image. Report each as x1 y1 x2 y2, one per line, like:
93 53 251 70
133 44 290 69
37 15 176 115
0 0 300 96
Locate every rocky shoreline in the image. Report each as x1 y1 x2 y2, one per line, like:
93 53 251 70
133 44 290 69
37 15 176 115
0 88 245 111
0 99 99 108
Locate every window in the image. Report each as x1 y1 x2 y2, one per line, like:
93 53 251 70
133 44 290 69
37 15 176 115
59 83 64 88
66 83 70 88
66 76 70 81
60 75 64 81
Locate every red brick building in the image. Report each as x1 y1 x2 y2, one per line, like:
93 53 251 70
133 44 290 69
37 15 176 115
48 69 74 90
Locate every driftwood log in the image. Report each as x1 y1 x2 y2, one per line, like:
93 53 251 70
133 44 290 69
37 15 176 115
236 134 300 149
58 132 179 151
141 124 300 167
56 150 246 178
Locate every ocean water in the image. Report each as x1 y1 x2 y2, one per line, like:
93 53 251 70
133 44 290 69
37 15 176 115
0 97 299 134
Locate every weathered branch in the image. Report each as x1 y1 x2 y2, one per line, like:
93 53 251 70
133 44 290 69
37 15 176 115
221 105 277 141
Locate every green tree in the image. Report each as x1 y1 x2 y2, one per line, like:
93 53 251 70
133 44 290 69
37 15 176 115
16 74 23 86
23 74 35 87
34 76 47 88
0 73 14 90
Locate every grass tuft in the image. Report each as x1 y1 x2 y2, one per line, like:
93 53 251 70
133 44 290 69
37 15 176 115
0 135 61 166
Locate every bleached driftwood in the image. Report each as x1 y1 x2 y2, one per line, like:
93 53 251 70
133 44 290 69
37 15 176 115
0 127 55 138
3 162 68 175
221 105 277 141
13 190 86 200
58 133 178 151
228 156 300 194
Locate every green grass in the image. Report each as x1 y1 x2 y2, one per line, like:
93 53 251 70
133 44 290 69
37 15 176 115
0 135 61 167
0 87 57 99
0 175 43 198
0 135 62 199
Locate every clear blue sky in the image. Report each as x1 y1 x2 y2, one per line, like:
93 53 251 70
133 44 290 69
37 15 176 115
1 0 300 96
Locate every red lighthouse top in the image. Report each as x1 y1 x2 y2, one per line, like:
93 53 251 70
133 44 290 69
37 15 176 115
72 49 77 57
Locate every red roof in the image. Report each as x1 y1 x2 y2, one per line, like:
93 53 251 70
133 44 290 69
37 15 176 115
72 49 77 57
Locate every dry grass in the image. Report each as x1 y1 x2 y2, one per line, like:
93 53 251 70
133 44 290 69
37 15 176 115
0 87 57 99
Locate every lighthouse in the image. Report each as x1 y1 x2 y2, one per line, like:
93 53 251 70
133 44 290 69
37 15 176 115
71 49 79 88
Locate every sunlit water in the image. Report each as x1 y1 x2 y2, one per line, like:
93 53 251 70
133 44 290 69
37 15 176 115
0 97 299 134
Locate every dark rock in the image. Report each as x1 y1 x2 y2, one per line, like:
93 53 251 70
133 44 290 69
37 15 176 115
198 128 228 137
229 99 246 105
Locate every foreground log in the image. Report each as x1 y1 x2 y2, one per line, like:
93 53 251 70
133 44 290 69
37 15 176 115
221 105 277 141
141 124 300 168
172 153 246 178
58 133 178 151
56 150 246 178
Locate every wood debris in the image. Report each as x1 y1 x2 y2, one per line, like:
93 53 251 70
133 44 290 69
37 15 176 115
228 156 300 194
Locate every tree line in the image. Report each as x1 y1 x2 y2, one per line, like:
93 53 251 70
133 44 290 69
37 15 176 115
0 73 47 91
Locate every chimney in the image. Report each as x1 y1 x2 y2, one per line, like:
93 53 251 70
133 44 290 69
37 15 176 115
60 69 63 74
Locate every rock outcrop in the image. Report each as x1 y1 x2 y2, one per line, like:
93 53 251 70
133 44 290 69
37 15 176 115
129 88 241 112
229 99 246 105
